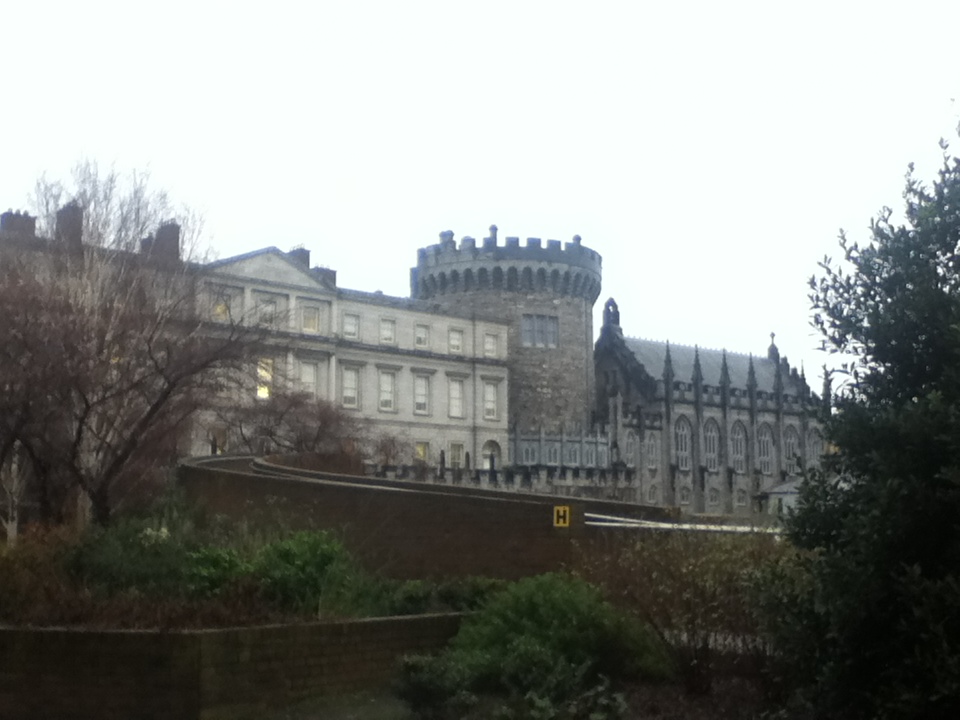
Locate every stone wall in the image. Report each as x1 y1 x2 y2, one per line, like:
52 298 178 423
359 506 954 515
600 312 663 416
0 614 462 720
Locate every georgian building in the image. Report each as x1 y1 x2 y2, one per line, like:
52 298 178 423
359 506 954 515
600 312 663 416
199 246 510 470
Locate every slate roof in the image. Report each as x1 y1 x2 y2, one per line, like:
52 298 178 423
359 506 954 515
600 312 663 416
622 337 808 396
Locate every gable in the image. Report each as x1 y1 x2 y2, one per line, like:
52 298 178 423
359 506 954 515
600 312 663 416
208 249 325 290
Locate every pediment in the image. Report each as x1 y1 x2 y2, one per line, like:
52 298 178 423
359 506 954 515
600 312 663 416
207 249 325 290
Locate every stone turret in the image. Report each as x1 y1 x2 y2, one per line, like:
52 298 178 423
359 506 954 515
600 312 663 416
411 226 602 432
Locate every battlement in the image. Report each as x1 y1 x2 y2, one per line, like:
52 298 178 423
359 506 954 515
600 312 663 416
411 225 602 302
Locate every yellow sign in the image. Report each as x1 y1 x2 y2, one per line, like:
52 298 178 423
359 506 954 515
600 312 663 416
553 505 571 528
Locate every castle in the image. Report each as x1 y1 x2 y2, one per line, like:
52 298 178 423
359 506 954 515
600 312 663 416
1 208 820 516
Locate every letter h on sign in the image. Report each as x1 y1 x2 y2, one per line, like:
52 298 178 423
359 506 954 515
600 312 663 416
553 505 571 528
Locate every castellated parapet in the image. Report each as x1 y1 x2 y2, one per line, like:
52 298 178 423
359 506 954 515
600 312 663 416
411 226 602 434
411 225 602 303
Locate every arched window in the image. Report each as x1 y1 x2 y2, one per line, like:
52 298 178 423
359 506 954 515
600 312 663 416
675 417 692 471
708 487 720 505
704 420 720 472
784 426 800 474
758 424 774 475
647 484 659 503
679 486 692 504
624 431 637 468
731 422 747 474
736 488 748 506
645 432 659 469
808 429 824 468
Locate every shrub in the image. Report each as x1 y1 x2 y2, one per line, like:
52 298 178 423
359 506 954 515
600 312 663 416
397 573 669 719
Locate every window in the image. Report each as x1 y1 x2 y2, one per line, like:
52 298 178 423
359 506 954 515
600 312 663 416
483 333 498 358
708 487 721 505
380 318 396 345
449 443 464 469
785 427 800 474
675 417 692 471
808 430 824 468
300 361 318 397
736 488 748 506
448 378 464 417
758 424 774 475
403 375 426 415
647 484 659 503
212 288 236 322
342 313 360 339
521 315 559 348
547 444 560 464
414 442 429 463
704 420 720 472
566 445 579 465
625 431 637 468
341 367 359 409
302 305 320 333
731 422 747 474
257 299 277 326
585 446 596 466
646 432 659 469
256 358 273 399
522 445 537 464
680 486 692 504
483 381 498 420
448 328 464 354
378 370 396 411
415 324 430 348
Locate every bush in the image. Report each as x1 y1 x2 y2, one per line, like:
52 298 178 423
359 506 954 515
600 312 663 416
397 573 669 719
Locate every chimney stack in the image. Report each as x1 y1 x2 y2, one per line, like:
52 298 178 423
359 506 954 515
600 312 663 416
55 201 83 252
287 246 310 268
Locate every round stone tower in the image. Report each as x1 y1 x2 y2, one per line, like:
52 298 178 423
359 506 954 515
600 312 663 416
410 225 602 432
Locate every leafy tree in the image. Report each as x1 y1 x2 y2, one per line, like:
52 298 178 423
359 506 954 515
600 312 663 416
774 140 960 718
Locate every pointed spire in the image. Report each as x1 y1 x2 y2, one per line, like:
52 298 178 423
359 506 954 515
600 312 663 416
747 353 757 390
821 364 832 417
692 346 704 387
663 341 674 381
767 332 780 363
720 349 731 388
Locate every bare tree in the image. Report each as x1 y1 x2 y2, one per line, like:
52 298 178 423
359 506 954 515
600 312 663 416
0 161 258 527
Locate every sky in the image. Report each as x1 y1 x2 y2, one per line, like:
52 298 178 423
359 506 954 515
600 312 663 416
3 0 959 387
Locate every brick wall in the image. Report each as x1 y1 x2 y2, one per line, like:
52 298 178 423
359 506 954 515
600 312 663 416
0 614 462 720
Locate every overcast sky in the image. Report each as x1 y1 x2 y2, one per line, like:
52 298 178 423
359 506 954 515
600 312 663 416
3 0 959 386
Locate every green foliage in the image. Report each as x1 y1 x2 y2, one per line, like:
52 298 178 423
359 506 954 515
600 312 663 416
575 531 785 694
396 573 668 719
775 138 960 719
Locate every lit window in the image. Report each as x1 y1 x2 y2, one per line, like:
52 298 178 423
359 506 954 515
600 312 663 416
731 422 747 474
302 305 320 333
521 315 559 348
704 420 720 472
256 358 273 399
483 381 498 420
758 425 774 475
300 362 318 397
212 290 232 322
415 324 430 348
785 427 800 474
342 313 360 340
680 486 692 504
647 484 659 503
646 433 658 469
448 329 464 354
708 487 720 505
483 333 498 358
414 375 430 415
449 443 464 468
341 367 359 409
378 370 396 411
380 319 396 344
415 442 429 463
448 378 464 417
675 417 691 471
